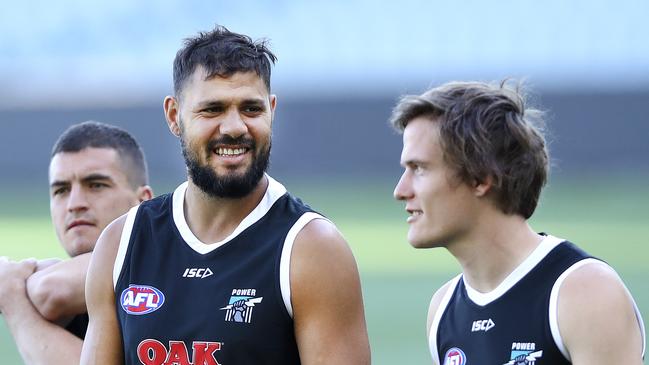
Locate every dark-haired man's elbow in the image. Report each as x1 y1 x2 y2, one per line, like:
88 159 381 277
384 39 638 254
27 271 77 322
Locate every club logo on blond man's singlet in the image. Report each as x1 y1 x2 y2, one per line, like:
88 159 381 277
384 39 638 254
502 342 543 365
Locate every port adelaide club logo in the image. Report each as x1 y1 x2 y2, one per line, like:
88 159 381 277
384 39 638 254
120 284 165 315
503 342 543 365
220 288 263 323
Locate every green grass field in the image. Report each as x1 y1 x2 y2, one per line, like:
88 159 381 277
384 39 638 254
1 177 647 364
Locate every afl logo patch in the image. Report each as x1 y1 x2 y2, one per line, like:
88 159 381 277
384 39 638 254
443 347 466 365
120 284 165 315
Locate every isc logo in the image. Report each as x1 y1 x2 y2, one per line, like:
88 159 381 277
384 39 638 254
183 267 214 279
120 285 165 315
471 318 495 332
137 339 222 365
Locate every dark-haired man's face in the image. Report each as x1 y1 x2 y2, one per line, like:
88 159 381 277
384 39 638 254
175 69 275 198
49 148 150 256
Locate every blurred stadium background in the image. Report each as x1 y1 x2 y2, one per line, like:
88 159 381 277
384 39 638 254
1 1 647 363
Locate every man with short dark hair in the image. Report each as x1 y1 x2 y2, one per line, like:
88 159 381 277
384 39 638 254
81 27 370 365
391 81 645 365
0 121 152 364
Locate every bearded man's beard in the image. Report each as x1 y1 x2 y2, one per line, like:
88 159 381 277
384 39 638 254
181 135 270 198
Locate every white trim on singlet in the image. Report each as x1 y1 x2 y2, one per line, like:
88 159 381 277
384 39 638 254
549 258 647 361
172 174 287 255
428 274 462 365
113 205 140 289
636 298 647 358
463 235 565 306
279 212 329 318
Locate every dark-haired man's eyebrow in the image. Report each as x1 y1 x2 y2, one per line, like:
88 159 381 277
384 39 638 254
50 180 70 189
81 173 115 184
50 173 115 188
